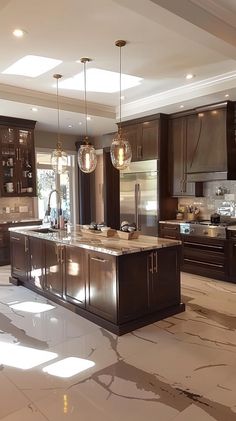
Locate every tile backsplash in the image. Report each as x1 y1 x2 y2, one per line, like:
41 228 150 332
178 180 236 220
0 197 36 222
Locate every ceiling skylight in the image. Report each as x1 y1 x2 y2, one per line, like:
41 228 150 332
9 301 55 313
2 55 62 77
43 357 95 378
59 68 142 93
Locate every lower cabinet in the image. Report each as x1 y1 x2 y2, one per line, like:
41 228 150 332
86 250 117 322
28 236 45 290
118 252 148 323
64 246 86 306
10 232 28 281
149 247 180 311
10 234 183 335
44 240 63 298
181 236 227 281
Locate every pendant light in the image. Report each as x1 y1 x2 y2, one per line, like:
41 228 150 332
77 58 97 174
51 74 68 174
110 40 132 170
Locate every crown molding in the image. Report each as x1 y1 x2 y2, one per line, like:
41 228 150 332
0 83 116 119
121 70 236 119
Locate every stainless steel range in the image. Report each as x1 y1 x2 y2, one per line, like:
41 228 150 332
180 221 227 239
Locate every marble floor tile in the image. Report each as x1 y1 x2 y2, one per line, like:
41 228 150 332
0 266 235 421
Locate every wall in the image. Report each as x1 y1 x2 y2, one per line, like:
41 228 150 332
0 197 36 222
35 130 78 151
178 180 236 220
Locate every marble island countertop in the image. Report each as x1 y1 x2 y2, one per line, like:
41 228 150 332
9 225 181 256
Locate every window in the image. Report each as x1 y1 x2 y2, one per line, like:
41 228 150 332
36 151 76 225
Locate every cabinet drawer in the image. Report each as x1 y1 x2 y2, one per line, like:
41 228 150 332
159 224 180 239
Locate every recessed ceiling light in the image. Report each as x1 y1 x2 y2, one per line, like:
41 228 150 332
120 95 125 100
179 104 184 108
2 55 62 77
31 107 38 112
185 73 195 80
59 68 142 93
225 94 229 98
68 124 73 128
13 28 26 38
78 122 82 125
86 116 91 121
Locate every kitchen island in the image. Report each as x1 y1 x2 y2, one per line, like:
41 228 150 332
9 226 185 335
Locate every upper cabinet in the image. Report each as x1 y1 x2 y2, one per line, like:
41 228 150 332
0 116 36 197
121 119 159 161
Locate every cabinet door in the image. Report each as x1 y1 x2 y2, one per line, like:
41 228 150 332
171 118 199 196
86 251 117 322
118 252 148 322
159 223 180 239
10 233 28 281
16 128 36 196
0 123 36 197
0 127 17 196
64 246 86 307
140 120 159 160
186 109 227 174
0 227 10 265
44 241 63 297
123 124 141 161
149 247 180 311
28 237 45 290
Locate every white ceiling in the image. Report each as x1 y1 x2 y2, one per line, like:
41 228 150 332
0 0 236 138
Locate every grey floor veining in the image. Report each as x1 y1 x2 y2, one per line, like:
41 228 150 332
0 266 235 420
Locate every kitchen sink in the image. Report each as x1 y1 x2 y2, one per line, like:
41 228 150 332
30 227 56 234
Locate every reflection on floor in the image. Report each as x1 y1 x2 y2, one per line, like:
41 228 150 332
0 266 236 421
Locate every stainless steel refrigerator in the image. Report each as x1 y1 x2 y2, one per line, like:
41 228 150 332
120 160 159 236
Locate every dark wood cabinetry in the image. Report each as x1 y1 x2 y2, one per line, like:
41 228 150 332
10 232 28 281
10 233 184 335
28 236 45 290
64 246 86 306
170 101 236 188
159 223 180 239
0 117 36 197
122 120 159 161
86 250 117 322
44 241 63 298
181 235 227 281
226 230 236 283
149 247 180 311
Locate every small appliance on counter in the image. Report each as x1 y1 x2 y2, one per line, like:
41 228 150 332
210 213 221 224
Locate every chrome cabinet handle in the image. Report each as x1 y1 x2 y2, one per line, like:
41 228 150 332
184 258 223 268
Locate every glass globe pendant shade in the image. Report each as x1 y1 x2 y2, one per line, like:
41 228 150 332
78 143 97 174
110 130 132 170
51 147 68 174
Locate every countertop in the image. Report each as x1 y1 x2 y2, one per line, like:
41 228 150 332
9 225 182 256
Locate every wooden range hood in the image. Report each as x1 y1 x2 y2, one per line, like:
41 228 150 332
184 101 236 182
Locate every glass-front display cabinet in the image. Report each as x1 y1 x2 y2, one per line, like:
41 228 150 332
0 117 36 197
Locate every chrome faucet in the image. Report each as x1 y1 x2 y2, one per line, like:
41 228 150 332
45 189 61 221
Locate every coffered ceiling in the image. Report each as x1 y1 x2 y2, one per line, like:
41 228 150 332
0 0 236 137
